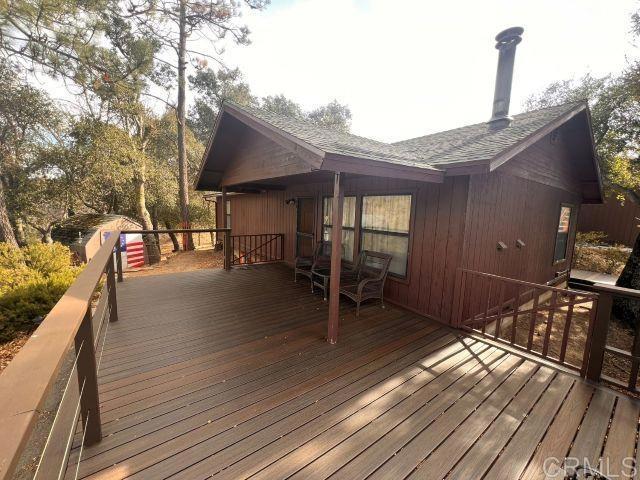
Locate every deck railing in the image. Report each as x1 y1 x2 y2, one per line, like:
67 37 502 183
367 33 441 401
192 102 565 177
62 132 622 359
118 228 233 276
0 231 120 480
230 233 284 266
0 227 233 479
567 279 640 391
455 268 599 375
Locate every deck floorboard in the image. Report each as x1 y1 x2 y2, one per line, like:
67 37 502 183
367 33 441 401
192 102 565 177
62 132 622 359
67 264 640 480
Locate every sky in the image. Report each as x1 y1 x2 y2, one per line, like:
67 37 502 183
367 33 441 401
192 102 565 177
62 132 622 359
215 0 639 142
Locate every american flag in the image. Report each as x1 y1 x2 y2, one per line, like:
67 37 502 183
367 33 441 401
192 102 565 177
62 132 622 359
122 233 145 268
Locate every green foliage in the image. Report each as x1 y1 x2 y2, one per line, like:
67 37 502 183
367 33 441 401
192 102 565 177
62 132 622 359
306 100 352 133
0 242 81 342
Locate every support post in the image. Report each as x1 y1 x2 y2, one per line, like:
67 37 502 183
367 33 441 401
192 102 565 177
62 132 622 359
585 292 613 382
75 308 102 446
221 187 227 229
116 234 123 283
327 172 344 344
224 229 231 271
107 262 118 323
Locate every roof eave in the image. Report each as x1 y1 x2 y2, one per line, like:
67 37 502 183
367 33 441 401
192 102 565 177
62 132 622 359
321 153 444 183
195 101 326 191
488 102 588 173
583 106 605 203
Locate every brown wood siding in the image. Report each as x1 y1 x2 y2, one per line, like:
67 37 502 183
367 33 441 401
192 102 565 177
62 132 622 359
461 172 581 284
223 176 468 324
221 128 312 187
578 194 640 247
498 131 583 195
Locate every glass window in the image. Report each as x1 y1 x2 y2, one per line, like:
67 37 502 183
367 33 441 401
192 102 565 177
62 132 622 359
225 200 231 229
322 196 356 261
553 205 573 263
361 195 412 276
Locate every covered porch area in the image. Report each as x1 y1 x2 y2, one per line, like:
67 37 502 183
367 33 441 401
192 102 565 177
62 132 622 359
68 264 640 480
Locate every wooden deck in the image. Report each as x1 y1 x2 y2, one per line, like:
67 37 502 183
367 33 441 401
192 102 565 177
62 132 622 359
68 264 640 480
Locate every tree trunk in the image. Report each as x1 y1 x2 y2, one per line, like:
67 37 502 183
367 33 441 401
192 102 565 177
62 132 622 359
13 217 27 246
134 164 161 264
165 221 180 252
151 204 160 249
176 0 194 251
41 225 53 244
613 232 640 327
0 181 18 247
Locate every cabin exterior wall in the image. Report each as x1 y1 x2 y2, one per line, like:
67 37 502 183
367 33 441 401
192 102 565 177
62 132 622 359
461 172 580 285
461 130 583 286
219 176 468 324
578 193 640 247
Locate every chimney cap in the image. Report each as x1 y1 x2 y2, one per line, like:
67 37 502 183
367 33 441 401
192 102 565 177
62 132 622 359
495 26 524 49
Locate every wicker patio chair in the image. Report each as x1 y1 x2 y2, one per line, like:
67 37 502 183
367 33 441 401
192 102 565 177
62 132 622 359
294 241 331 292
339 251 392 317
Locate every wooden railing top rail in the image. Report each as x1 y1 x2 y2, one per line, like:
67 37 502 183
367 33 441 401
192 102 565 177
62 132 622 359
459 268 599 298
0 231 120 479
121 228 230 235
572 281 640 299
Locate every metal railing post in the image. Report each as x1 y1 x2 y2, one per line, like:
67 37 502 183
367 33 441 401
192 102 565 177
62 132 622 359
107 262 118 323
585 292 612 382
75 307 102 446
116 234 124 283
224 229 232 271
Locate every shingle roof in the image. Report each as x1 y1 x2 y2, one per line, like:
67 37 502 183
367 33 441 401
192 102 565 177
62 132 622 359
226 100 586 172
393 101 585 167
227 101 439 170
51 214 139 246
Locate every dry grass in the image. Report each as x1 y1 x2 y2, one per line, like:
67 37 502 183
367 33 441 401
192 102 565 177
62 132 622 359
573 244 630 275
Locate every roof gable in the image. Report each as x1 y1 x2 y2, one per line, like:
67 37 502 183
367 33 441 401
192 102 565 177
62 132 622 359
196 100 601 200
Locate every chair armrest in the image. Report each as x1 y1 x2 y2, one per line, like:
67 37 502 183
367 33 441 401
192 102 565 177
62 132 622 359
356 278 382 295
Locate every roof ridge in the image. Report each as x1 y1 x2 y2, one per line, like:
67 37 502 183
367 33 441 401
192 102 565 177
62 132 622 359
224 99 393 148
393 100 586 146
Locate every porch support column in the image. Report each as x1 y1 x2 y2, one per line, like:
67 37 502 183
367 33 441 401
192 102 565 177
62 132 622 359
220 187 227 229
327 172 344 344
221 187 231 270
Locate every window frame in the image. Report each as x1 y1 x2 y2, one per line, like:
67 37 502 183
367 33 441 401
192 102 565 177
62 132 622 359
225 200 231 230
358 192 414 279
322 195 357 263
552 203 575 265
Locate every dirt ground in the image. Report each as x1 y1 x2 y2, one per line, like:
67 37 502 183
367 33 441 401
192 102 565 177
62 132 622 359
125 248 224 278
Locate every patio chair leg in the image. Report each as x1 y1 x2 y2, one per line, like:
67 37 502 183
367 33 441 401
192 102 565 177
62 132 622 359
356 301 360 318
381 295 385 309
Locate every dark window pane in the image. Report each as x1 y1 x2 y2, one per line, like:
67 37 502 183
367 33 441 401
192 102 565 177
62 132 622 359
362 195 411 233
553 206 572 262
362 231 409 276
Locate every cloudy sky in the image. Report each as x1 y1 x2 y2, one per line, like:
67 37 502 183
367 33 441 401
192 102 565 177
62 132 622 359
219 0 638 142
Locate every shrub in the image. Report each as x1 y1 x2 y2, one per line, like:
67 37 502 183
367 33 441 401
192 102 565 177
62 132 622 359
575 231 608 246
0 243 81 342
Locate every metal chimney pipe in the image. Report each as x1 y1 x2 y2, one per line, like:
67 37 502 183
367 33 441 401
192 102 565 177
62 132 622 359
489 26 524 128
